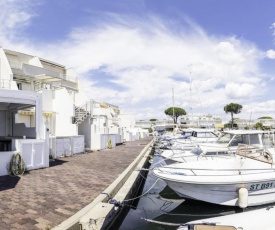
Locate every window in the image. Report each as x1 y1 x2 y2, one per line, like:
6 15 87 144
262 133 274 146
17 83 22 90
205 132 217 138
196 132 205 138
216 133 233 144
243 134 260 145
229 135 243 146
205 152 217 156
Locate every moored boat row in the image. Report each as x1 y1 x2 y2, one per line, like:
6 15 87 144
153 129 275 208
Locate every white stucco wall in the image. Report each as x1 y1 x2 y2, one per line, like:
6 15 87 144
0 48 17 90
118 114 136 129
28 56 43 67
53 88 77 136
0 48 13 81
78 119 91 149
19 82 32 91
39 89 53 112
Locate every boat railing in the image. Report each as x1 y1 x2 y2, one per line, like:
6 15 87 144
156 166 275 176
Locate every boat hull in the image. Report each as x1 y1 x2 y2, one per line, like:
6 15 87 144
164 179 275 206
154 150 275 207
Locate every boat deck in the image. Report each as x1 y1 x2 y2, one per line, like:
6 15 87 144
237 144 273 164
0 137 153 230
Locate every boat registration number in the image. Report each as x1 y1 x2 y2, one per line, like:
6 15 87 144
249 182 274 191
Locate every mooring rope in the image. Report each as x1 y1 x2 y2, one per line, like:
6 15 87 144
123 178 160 202
8 152 25 176
124 203 225 217
141 217 182 226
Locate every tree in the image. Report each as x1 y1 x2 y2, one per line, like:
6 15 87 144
224 123 238 129
149 118 158 122
258 116 273 119
224 103 243 129
148 127 153 133
164 107 186 124
254 122 264 130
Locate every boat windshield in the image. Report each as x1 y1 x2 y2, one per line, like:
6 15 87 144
216 133 233 144
182 131 192 138
192 132 217 138
190 147 203 155
262 133 275 147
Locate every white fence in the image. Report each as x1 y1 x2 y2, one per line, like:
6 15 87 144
0 139 48 176
50 135 85 158
100 134 122 149
17 139 48 170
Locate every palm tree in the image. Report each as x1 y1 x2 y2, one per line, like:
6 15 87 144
224 103 243 129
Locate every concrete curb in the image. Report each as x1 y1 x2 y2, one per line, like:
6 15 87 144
52 139 154 230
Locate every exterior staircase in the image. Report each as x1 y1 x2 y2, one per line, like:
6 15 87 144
74 100 93 126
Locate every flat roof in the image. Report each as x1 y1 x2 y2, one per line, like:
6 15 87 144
223 130 265 134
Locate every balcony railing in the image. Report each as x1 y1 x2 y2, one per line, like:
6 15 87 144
61 74 78 83
0 79 11 89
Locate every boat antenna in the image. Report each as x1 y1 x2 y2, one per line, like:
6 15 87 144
172 87 175 136
188 66 194 127
249 109 252 130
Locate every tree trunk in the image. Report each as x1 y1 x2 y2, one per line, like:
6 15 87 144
231 112 234 129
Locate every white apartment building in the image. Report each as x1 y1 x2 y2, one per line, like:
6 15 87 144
0 47 148 175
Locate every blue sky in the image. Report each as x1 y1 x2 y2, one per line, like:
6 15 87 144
1 0 275 121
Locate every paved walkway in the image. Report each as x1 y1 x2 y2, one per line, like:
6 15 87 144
0 137 153 230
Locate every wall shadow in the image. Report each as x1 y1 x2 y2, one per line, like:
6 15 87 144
49 159 69 167
0 175 21 191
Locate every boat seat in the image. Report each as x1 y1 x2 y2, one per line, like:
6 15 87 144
194 225 237 230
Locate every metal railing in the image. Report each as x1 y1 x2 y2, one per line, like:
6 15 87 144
0 79 11 89
74 100 94 125
61 74 78 83
156 165 275 176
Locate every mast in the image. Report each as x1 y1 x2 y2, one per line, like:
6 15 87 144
172 87 175 135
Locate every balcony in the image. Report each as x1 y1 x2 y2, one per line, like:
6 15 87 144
8 60 78 83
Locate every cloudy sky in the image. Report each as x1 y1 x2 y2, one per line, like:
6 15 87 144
1 0 275 121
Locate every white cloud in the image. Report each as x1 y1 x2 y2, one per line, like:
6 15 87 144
225 83 256 99
0 0 35 43
0 4 272 120
242 100 275 119
266 49 275 59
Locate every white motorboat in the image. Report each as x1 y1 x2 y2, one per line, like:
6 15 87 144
153 145 275 207
161 130 274 164
178 205 275 230
170 129 218 144
156 129 219 151
161 145 233 165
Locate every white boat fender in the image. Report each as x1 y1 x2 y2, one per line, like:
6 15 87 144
238 187 248 208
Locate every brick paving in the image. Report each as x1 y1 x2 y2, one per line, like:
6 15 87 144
0 137 152 230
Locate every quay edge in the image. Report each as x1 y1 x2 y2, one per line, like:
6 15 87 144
52 138 155 230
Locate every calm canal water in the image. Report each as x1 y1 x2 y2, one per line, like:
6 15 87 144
119 154 272 230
